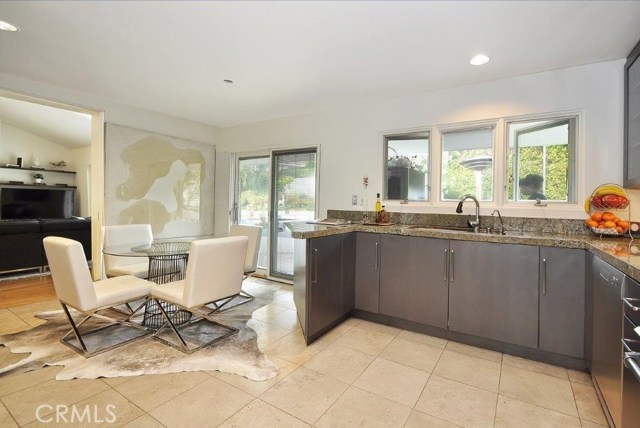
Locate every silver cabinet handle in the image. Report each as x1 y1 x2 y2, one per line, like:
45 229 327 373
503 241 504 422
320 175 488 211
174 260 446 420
450 249 454 282
374 242 379 271
625 355 640 382
443 249 448 281
624 297 640 312
312 248 318 284
541 258 547 295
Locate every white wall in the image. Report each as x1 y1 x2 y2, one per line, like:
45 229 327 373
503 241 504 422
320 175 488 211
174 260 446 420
0 122 80 172
0 72 219 146
218 60 625 227
0 72 220 229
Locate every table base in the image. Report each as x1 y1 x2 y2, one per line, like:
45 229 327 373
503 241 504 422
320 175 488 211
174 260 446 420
143 252 191 329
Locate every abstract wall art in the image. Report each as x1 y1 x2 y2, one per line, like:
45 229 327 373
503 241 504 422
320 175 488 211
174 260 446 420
105 124 215 237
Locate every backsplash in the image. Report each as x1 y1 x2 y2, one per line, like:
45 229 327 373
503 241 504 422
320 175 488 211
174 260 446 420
327 209 590 235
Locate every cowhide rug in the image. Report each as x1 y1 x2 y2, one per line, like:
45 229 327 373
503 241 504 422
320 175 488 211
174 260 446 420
0 281 282 382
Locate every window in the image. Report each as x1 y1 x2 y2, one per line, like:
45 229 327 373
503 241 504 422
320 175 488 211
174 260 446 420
440 127 494 201
384 131 429 200
507 116 577 202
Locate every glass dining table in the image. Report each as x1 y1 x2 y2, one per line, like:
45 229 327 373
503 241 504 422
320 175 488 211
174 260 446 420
103 235 214 328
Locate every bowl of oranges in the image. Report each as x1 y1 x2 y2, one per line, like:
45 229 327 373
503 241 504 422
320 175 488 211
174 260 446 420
585 211 630 236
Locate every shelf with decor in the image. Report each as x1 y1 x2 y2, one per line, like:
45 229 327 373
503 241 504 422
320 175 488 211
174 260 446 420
0 166 76 175
0 183 77 188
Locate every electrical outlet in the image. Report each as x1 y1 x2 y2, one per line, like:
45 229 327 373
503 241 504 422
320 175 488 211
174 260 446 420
352 195 358 205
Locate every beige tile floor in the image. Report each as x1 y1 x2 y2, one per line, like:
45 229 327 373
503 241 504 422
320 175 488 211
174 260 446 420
0 280 609 428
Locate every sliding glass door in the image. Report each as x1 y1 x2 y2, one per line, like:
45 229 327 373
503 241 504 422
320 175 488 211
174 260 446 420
236 156 270 270
234 148 317 280
270 149 317 279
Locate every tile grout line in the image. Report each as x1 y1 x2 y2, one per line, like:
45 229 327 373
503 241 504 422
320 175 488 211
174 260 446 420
493 351 505 427
124 372 212 414
0 397 20 428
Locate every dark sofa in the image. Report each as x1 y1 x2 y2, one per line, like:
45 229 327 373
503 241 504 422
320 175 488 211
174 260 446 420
0 218 91 273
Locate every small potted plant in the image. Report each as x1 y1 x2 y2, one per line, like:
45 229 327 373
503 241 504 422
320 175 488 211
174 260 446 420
33 173 44 184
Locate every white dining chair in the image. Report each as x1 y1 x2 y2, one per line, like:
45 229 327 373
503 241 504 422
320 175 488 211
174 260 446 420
43 236 153 357
150 236 248 353
207 224 263 311
230 224 262 277
103 224 153 278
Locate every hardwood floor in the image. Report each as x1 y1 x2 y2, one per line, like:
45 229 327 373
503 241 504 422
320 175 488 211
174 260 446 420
0 275 56 309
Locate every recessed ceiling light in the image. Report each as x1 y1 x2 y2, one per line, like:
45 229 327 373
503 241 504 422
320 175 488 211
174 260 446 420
470 54 490 66
223 79 233 84
0 20 19 32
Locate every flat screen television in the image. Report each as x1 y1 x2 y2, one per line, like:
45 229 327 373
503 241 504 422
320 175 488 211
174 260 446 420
0 186 75 219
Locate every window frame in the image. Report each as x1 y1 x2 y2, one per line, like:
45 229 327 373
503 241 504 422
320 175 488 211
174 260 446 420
438 123 497 204
505 114 579 205
382 129 431 202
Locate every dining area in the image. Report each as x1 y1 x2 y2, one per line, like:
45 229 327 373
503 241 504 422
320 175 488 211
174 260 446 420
43 223 264 357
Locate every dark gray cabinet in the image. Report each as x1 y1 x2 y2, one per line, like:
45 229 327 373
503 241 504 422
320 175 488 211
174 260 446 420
624 37 640 187
448 240 539 348
379 235 449 328
355 233 381 313
341 232 356 315
307 234 345 338
294 233 354 343
539 247 585 358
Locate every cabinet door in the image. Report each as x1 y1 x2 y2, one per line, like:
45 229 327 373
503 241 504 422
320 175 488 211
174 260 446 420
341 232 356 316
308 234 343 337
625 46 640 186
539 247 585 358
355 233 380 313
379 235 449 328
448 240 539 348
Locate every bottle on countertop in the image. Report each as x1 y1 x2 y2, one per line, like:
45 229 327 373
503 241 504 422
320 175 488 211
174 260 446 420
375 193 382 213
377 205 389 223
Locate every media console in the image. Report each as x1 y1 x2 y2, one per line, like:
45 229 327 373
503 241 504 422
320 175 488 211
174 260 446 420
0 218 91 274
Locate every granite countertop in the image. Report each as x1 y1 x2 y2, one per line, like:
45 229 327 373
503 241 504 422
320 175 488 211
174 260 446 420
286 221 640 283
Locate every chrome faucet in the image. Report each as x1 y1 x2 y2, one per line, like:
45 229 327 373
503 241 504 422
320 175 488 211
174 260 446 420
491 209 505 235
456 194 480 232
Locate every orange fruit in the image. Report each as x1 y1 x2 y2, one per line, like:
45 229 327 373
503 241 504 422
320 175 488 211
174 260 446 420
591 212 603 222
616 226 625 234
602 212 616 221
604 220 617 228
618 220 630 229
586 220 599 228
612 216 621 223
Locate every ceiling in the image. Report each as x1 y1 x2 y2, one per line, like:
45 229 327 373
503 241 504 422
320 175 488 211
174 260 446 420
0 96 91 148
1 1 640 128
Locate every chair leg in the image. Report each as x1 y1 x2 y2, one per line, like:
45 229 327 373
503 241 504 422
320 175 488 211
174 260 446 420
60 303 88 353
58 300 152 358
152 299 238 354
206 289 255 314
154 298 189 350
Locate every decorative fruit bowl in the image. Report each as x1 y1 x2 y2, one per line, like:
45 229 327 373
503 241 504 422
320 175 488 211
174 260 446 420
584 184 631 237
585 184 630 210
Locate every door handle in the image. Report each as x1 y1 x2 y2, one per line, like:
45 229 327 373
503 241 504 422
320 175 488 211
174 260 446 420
541 258 547 295
623 297 640 312
443 249 448 281
625 355 640 382
374 242 379 271
312 248 318 284
450 249 454 282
